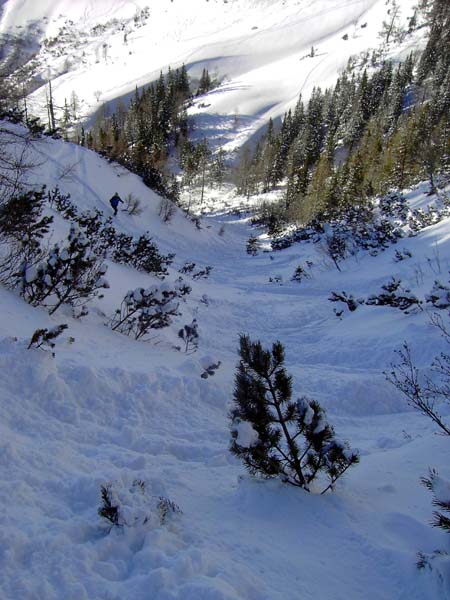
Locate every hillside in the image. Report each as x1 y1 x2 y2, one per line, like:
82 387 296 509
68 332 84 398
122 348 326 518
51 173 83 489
1 1 450 599
0 122 449 600
1 0 423 148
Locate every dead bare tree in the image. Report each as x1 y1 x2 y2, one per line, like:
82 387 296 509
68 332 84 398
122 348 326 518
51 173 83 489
0 124 43 206
386 313 450 436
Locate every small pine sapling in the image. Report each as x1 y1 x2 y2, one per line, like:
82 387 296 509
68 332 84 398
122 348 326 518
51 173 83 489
421 469 450 534
157 497 182 524
0 187 53 287
417 469 450 571
128 233 173 277
394 248 412 262
48 188 78 219
246 236 259 256
325 233 347 271
291 263 312 282
193 266 212 280
98 484 119 526
179 261 196 275
98 480 181 531
230 335 359 493
179 262 212 279
27 324 68 356
158 196 176 222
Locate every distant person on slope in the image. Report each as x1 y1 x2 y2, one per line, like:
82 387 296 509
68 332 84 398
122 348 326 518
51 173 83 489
109 192 124 216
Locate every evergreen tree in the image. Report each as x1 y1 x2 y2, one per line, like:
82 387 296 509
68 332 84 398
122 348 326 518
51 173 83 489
304 152 333 217
197 68 212 96
230 336 359 492
211 148 226 188
417 0 450 83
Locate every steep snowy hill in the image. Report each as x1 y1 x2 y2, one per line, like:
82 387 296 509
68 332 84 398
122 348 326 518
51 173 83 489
0 121 450 600
1 0 424 149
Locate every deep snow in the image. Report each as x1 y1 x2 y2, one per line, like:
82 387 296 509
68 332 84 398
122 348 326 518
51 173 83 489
0 126 449 599
0 1 449 598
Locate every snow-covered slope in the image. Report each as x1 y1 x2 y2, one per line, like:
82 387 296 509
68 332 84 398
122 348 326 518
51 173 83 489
1 0 424 148
1 2 448 598
1 125 450 600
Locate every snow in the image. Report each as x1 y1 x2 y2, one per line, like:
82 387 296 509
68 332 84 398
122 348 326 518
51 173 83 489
1 0 423 149
0 1 448 599
233 420 259 448
24 264 37 283
1 125 449 598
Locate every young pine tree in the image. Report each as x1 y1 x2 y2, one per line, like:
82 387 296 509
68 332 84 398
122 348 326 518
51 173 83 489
230 335 359 493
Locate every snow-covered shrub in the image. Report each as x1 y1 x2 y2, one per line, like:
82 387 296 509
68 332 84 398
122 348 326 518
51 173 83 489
269 274 283 284
200 358 221 379
230 335 359 493
127 233 173 278
98 480 181 530
21 224 109 315
394 248 412 262
193 265 212 280
110 280 191 340
178 319 199 353
179 261 196 275
75 208 107 240
329 291 363 312
179 262 212 279
48 187 78 219
110 231 134 263
406 200 450 237
366 277 422 313
27 324 68 355
0 187 52 246
426 278 450 309
272 199 404 256
47 188 173 278
379 191 409 220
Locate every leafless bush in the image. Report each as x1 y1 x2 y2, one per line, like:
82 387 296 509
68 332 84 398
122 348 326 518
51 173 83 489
0 124 42 206
124 193 143 216
158 196 176 222
386 315 450 436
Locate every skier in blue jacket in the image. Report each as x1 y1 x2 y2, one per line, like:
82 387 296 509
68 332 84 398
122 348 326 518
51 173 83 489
109 192 124 216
